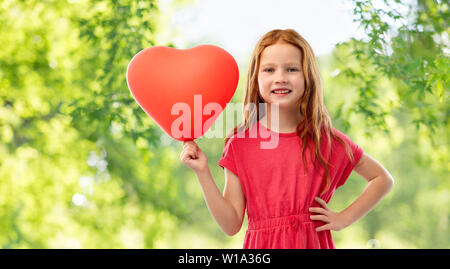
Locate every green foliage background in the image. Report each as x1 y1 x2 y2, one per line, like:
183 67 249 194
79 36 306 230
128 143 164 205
0 0 448 248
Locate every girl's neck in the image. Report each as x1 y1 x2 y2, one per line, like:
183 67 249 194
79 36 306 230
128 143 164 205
260 105 302 133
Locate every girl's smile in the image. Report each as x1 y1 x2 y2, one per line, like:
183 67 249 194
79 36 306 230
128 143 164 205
271 87 293 96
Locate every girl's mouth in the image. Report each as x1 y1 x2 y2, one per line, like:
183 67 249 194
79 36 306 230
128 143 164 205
271 89 292 96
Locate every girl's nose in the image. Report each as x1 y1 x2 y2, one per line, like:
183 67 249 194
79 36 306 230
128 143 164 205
274 70 287 83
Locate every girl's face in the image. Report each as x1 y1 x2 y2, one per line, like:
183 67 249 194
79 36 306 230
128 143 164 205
257 41 305 109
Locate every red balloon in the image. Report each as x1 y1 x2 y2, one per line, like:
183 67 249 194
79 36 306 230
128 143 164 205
126 45 239 141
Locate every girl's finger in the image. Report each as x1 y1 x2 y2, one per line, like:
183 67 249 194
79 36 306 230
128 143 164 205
309 207 328 215
184 140 197 147
314 197 329 210
182 146 196 154
187 151 197 159
182 149 197 160
315 224 331 232
310 214 329 223
184 143 199 152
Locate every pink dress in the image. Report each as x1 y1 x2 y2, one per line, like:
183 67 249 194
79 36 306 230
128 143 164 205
218 122 363 249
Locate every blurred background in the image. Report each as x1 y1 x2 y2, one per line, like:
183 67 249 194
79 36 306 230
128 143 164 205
0 0 448 248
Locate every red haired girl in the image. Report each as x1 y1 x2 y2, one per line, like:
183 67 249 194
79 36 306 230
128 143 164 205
181 29 394 249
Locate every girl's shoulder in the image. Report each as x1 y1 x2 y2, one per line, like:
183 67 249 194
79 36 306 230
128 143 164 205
330 126 354 142
328 126 362 155
223 126 258 151
224 131 246 147
330 126 344 137
316 127 357 154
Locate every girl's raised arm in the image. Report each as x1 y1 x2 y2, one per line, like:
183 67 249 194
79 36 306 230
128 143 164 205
180 141 246 236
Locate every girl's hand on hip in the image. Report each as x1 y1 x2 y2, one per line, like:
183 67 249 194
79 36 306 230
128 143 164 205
180 140 208 174
309 197 350 232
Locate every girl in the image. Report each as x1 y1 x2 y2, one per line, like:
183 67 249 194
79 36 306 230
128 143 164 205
180 29 394 249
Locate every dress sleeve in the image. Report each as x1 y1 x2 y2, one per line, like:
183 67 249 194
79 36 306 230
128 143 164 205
335 130 364 189
218 138 239 177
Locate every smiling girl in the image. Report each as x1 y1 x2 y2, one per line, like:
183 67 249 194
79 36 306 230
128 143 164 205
180 29 394 249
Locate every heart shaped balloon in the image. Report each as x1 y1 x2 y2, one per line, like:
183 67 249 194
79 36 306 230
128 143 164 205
126 45 239 141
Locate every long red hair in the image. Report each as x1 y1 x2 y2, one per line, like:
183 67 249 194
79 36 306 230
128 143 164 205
224 29 355 195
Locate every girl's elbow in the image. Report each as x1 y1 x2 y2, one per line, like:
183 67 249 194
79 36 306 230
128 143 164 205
223 210 244 236
225 231 236 237
385 175 394 192
224 225 242 237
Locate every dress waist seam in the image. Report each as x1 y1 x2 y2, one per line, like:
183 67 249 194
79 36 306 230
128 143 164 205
248 213 315 231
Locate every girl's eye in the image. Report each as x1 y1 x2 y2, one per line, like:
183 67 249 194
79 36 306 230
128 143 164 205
262 68 299 72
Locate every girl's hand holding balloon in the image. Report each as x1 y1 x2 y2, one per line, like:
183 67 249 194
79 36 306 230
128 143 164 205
180 141 209 174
